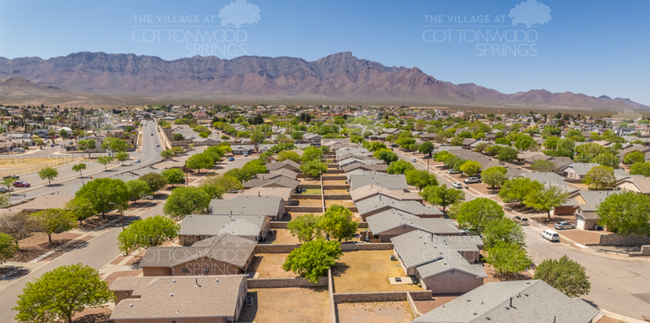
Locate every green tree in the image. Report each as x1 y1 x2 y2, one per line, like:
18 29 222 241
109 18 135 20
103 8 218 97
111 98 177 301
419 184 465 212
623 151 645 165
162 168 185 187
484 241 532 276
59 129 69 139
630 161 650 176
127 179 152 201
450 136 463 146
277 150 301 163
499 177 544 205
0 232 18 264
365 141 387 152
481 167 506 192
387 160 415 174
139 172 168 192
524 185 568 219
75 178 130 216
115 151 129 165
405 169 438 191
97 156 114 171
38 167 58 185
172 133 185 141
301 146 324 163
455 198 504 235
350 135 364 144
287 213 323 242
596 191 650 235
483 218 526 248
534 255 591 297
199 174 243 199
187 153 214 174
418 141 434 156
583 165 615 190
163 186 210 219
319 205 358 241
531 159 556 172
160 150 174 159
459 160 482 177
373 149 399 165
117 215 180 255
65 196 96 225
282 239 342 283
300 160 328 178
2 176 17 189
13 263 114 323
71 163 86 177
101 137 128 151
497 146 519 162
0 212 39 249
32 208 77 243
591 152 620 168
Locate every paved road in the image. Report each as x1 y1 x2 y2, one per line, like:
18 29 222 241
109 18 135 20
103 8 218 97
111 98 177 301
395 149 650 320
6 122 165 204
0 152 252 322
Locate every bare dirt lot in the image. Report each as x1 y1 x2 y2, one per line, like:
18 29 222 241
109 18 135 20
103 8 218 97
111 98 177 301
332 250 421 293
239 287 330 323
0 156 88 177
295 199 323 207
269 229 301 245
325 200 355 208
324 189 350 195
337 301 413 323
247 253 297 278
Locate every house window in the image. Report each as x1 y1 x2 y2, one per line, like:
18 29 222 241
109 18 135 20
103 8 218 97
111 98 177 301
181 267 190 275
204 267 210 274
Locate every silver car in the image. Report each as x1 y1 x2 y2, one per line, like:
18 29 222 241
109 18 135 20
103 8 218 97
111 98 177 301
554 221 575 230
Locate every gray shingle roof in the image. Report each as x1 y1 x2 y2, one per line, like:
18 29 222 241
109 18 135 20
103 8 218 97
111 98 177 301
265 160 300 171
209 195 283 217
416 251 487 279
366 209 459 235
412 280 599 323
243 176 300 190
561 163 600 175
139 234 255 268
349 173 409 191
180 214 268 237
356 195 443 217
391 230 483 269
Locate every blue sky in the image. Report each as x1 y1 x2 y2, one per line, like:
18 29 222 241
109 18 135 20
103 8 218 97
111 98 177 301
0 0 649 105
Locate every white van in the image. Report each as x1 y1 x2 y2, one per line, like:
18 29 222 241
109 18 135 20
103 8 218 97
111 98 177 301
541 229 560 242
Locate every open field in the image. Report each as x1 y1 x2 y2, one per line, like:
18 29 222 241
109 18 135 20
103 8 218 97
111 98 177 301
0 156 89 177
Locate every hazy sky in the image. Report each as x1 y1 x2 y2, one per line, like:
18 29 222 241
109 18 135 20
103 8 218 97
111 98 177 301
1 0 649 105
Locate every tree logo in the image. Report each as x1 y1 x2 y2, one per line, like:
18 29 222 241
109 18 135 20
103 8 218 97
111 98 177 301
509 0 552 28
218 0 261 28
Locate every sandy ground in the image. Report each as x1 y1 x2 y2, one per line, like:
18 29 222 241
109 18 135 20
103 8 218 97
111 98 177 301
0 156 88 177
269 229 301 245
337 301 413 323
239 287 330 323
247 253 297 278
332 250 421 293
9 232 82 262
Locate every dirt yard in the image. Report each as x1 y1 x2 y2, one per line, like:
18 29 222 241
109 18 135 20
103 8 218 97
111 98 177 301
558 230 604 245
323 180 347 186
239 287 330 323
9 232 82 262
337 301 413 323
247 253 297 278
332 250 421 293
269 229 301 245
414 295 459 313
325 200 355 208
72 306 113 323
302 188 322 194
324 189 350 195
296 199 323 207
0 156 88 177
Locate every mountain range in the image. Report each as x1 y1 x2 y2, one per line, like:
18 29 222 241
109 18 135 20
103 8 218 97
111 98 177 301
0 51 646 111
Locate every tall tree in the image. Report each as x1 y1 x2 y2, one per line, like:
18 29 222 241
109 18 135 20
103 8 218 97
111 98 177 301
419 184 465 212
534 255 591 297
0 232 18 264
187 153 214 174
481 167 506 192
75 178 130 216
405 169 438 191
0 212 39 249
139 172 168 192
126 179 152 201
161 168 185 187
163 186 210 219
71 163 86 177
65 196 96 225
459 161 482 177
483 218 526 248
32 208 77 243
287 213 323 242
115 151 129 165
583 165 616 190
530 160 556 172
484 241 532 276
387 160 415 174
498 177 544 205
97 156 114 171
319 205 358 241
455 198 504 235
524 185 569 220
117 216 180 255
13 263 114 323
282 239 342 283
38 167 58 186
596 191 650 235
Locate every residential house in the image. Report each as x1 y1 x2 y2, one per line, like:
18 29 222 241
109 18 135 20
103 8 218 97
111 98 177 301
412 280 599 323
179 215 271 245
243 175 300 191
265 160 301 173
223 187 293 205
140 234 255 276
366 209 459 242
350 184 422 203
110 275 248 323
554 190 621 230
391 230 486 294
560 163 600 181
231 145 256 155
348 173 409 191
355 195 443 221
614 176 650 196
209 195 285 220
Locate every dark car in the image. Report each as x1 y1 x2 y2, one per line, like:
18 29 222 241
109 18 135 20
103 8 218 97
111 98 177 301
3 175 19 179
13 181 30 187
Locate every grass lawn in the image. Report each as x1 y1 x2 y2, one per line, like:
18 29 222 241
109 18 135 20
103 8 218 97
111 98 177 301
338 301 413 323
247 253 297 278
332 250 422 293
239 287 330 323
303 188 322 194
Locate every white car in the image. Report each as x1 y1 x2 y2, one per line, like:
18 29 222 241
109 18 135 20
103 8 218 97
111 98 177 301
411 157 417 162
541 229 560 242
134 159 141 163
452 182 463 189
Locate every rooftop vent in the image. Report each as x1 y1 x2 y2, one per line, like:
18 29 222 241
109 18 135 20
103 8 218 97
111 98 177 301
129 303 133 307
170 293 173 297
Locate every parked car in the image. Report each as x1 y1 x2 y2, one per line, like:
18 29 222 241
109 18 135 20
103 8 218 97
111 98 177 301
514 216 529 226
411 157 417 162
0 186 14 193
13 181 30 188
448 169 461 174
3 175 19 179
134 159 141 163
156 144 160 147
243 152 249 157
554 221 575 230
228 157 235 161
541 229 560 242
464 177 481 184
452 182 463 189
151 133 154 136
